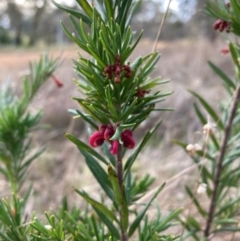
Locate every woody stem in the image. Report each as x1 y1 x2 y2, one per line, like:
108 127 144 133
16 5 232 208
116 145 128 241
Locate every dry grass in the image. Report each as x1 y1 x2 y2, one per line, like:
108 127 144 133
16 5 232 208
0 37 234 237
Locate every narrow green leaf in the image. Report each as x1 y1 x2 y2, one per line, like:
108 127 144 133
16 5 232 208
75 189 118 222
94 208 120 239
122 26 132 51
213 218 238 225
213 227 240 232
229 42 240 69
65 133 108 165
193 102 206 125
99 31 115 61
186 217 201 231
108 166 121 204
122 30 143 62
126 0 143 27
185 186 207 217
87 44 106 69
91 215 101 241
128 182 166 237
21 146 46 171
124 120 162 178
81 151 113 200
69 109 98 130
60 21 89 53
208 61 236 90
79 18 88 42
215 196 240 216
52 1 91 25
105 86 119 119
76 0 93 18
157 208 183 230
104 0 113 22
189 90 224 130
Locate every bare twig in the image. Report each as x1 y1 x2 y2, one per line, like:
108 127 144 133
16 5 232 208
152 0 172 52
204 84 240 239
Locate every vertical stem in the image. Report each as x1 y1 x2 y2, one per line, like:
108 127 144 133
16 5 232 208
116 144 128 241
7 166 17 195
204 85 240 239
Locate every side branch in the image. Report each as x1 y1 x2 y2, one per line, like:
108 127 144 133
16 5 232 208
204 84 240 239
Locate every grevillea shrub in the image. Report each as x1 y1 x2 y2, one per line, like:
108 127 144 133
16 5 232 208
52 1 180 240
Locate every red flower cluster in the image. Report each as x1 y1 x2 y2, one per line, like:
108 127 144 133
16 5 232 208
104 55 132 84
213 19 230 33
89 125 135 155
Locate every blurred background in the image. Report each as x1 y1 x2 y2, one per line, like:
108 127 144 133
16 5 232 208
0 0 232 218
0 0 216 46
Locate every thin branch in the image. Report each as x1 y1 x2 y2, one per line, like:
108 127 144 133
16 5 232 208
152 0 172 52
204 84 240 239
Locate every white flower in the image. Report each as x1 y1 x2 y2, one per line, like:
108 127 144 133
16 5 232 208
186 143 202 156
197 183 207 194
203 117 216 136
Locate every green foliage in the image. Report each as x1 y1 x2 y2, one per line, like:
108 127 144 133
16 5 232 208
175 1 240 240
137 206 182 241
205 0 240 36
57 1 171 128
0 54 58 193
53 1 177 241
0 1 178 241
0 195 30 241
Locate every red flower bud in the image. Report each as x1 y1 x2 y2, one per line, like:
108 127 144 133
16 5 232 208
123 65 131 72
121 129 133 138
104 126 115 140
136 88 150 98
220 48 230 55
51 75 63 88
121 130 135 149
110 140 119 155
114 75 121 84
104 66 111 74
99 124 108 133
89 131 104 147
112 65 116 72
121 136 135 149
213 19 221 30
213 19 230 33
219 22 225 32
125 71 132 78
115 66 121 75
